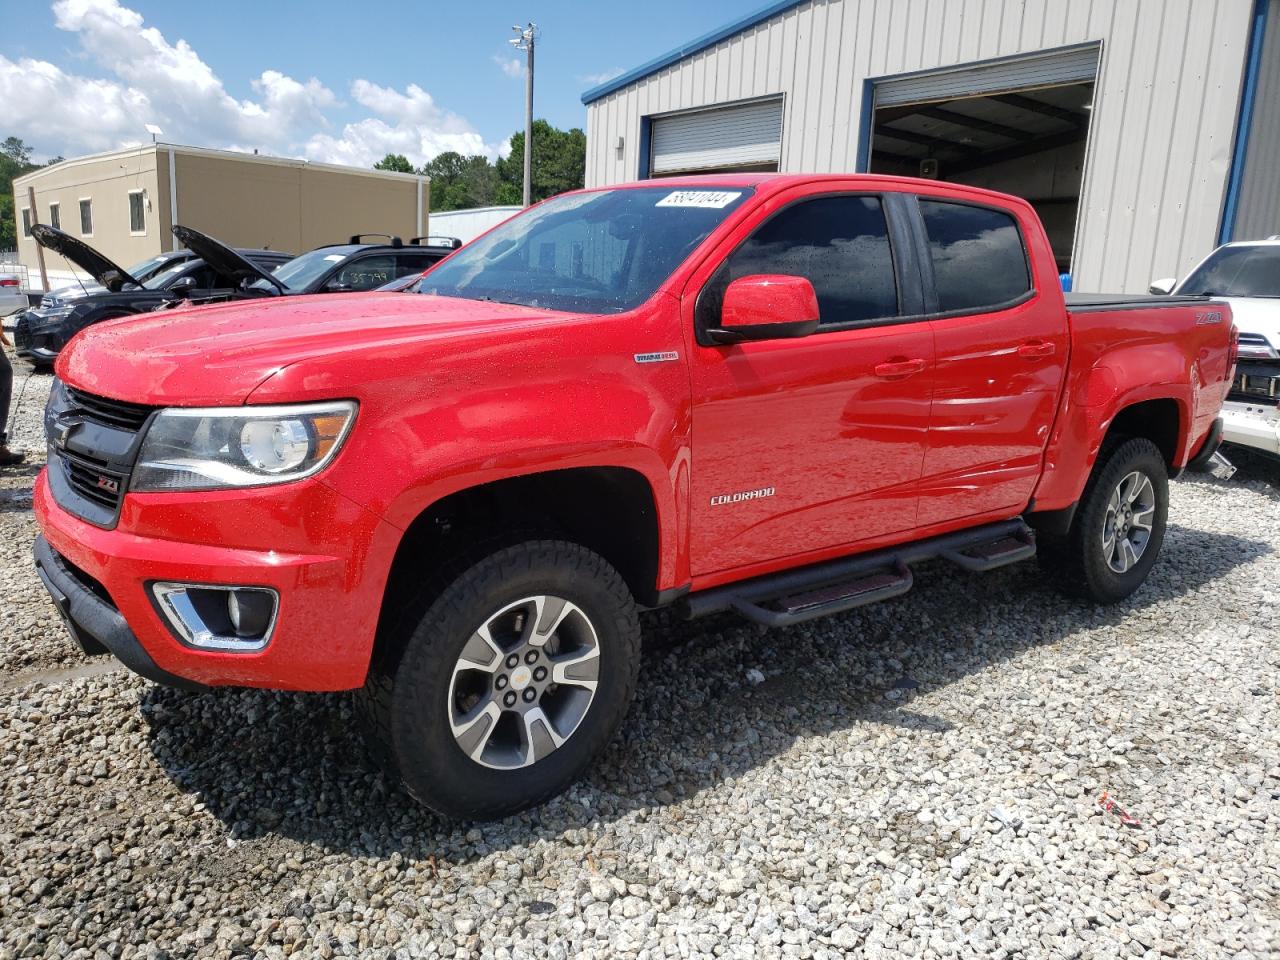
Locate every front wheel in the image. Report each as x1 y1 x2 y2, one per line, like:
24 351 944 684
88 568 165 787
1043 437 1169 604
358 540 641 820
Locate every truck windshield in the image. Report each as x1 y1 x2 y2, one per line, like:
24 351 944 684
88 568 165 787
1179 245 1280 298
417 186 752 313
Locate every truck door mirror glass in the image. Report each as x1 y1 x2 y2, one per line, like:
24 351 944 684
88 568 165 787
1149 278 1177 295
706 274 820 345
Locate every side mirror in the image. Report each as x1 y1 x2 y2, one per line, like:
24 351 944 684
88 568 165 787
168 275 197 295
706 274 820 345
325 279 353 293
1149 277 1177 296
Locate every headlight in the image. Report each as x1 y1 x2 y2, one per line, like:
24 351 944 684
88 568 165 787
131 401 357 491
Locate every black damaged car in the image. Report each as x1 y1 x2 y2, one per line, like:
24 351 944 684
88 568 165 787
13 224 292 364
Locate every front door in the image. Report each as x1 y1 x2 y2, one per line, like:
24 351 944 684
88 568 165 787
687 189 935 580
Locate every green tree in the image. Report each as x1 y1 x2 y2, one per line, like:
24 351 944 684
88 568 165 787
0 137 40 251
373 152 415 174
497 120 586 205
1 137 32 166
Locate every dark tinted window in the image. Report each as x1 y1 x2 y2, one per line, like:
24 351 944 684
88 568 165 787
919 200 1030 313
708 195 899 327
1178 245 1280 298
394 252 437 278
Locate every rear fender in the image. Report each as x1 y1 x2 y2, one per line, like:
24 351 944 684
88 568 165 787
1033 346 1190 510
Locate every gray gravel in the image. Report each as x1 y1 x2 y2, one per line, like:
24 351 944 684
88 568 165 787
2 367 1278 958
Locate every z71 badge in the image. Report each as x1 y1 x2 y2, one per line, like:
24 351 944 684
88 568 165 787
1195 311 1223 325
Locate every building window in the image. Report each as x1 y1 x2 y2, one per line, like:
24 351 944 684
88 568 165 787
21 208 31 237
48 203 60 230
128 190 145 235
79 199 93 236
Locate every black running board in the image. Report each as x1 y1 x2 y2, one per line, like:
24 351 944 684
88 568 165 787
680 519 1035 628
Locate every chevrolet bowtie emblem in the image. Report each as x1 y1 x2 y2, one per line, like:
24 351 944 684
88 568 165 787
54 418 79 449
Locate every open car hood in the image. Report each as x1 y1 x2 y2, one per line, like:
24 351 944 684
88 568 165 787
30 224 141 292
171 225 286 294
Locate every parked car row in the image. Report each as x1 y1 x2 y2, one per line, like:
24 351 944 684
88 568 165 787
11 225 462 364
1151 236 1280 460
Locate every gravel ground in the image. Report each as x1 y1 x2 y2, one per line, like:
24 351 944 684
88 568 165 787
2 363 1278 958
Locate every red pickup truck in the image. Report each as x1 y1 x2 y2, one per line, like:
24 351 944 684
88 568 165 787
33 175 1235 819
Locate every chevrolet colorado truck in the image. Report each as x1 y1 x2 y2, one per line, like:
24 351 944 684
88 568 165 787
33 175 1235 819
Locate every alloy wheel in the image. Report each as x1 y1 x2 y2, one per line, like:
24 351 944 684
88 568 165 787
446 595 600 770
1100 470 1156 574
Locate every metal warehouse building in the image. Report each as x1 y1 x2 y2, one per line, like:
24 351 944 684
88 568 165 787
582 0 1279 293
13 143 429 282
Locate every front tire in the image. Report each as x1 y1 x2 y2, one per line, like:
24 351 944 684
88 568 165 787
1045 437 1169 604
359 540 641 820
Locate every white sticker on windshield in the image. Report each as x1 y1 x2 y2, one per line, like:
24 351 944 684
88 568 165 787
324 254 344 262
656 190 742 209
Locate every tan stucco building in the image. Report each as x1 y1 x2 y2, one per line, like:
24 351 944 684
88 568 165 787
13 144 429 283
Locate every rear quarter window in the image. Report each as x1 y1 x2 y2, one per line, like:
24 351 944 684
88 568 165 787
919 200 1031 313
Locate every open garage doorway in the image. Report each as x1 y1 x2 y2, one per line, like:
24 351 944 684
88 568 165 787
868 45 1100 278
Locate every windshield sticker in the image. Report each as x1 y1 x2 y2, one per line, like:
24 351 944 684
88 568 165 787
656 190 742 209
324 254 345 262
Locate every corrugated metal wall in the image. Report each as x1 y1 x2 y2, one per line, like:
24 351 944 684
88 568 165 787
1234 0 1280 240
585 0 1256 293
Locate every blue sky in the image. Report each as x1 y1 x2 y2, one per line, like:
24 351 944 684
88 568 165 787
2 0 758 166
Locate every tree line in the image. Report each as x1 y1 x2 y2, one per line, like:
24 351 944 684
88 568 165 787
1 138 63 251
374 119 585 212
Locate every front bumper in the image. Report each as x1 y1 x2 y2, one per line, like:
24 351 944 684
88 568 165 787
32 470 401 691
33 535 207 690
12 309 66 361
1221 399 1280 458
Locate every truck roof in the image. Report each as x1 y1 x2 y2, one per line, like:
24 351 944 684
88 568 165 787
582 172 1035 209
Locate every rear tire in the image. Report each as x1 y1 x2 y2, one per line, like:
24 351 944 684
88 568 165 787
358 540 640 820
1043 437 1169 604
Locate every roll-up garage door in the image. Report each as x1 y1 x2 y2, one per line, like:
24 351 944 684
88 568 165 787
874 44 1101 107
650 98 783 175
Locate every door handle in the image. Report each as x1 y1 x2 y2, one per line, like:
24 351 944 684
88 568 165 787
874 358 927 379
1018 340 1056 359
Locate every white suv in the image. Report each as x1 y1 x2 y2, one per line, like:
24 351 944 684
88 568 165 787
1152 238 1280 459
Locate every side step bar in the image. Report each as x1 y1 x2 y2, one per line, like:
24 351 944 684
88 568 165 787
680 519 1036 628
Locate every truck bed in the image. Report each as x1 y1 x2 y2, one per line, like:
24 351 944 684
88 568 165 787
1064 292 1214 312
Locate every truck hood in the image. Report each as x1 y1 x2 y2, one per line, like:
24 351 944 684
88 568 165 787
172 224 287 294
31 224 140 292
56 292 572 405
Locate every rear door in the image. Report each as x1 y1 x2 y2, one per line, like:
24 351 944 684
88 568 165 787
686 185 934 579
909 195 1068 526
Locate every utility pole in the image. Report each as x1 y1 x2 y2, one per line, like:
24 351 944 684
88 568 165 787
510 23 537 207
26 186 48 292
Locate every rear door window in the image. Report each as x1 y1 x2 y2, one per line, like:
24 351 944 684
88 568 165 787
704 195 900 329
918 200 1031 313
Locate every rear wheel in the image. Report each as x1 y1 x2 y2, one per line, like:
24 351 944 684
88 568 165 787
358 540 640 820
1042 437 1169 603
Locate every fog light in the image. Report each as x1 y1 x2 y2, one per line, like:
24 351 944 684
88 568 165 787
152 583 279 652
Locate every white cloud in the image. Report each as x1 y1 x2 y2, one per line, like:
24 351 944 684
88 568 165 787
578 68 624 87
2 0 500 168
305 80 496 168
493 56 525 80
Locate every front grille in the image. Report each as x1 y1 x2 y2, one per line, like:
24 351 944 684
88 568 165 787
1228 371 1280 404
12 312 32 351
66 387 153 431
60 450 127 513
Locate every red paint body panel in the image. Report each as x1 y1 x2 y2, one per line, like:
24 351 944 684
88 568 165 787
33 174 1233 691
